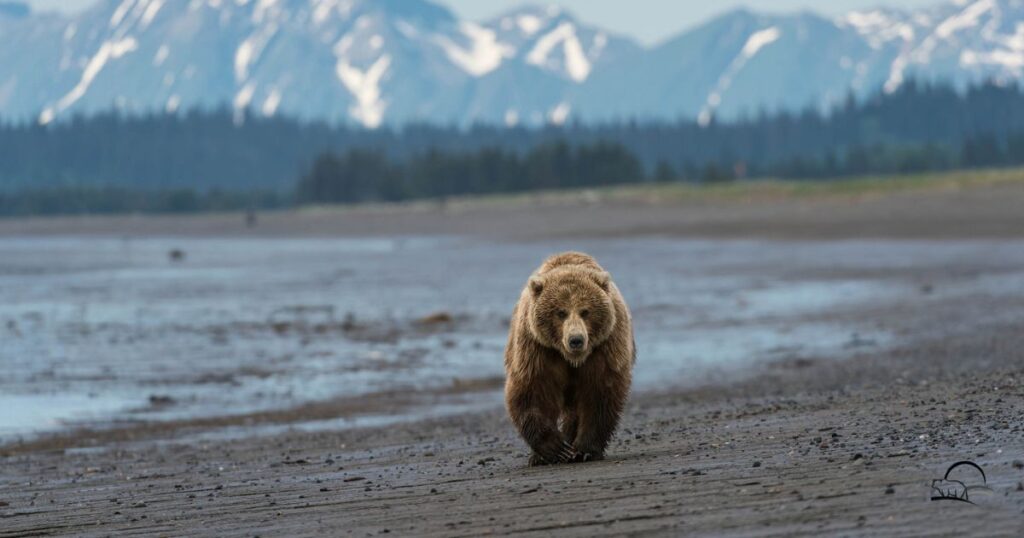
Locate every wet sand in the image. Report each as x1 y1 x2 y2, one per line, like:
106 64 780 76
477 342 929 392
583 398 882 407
2 180 1024 536
1 325 1022 536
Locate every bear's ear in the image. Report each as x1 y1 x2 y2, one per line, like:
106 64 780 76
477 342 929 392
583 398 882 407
529 276 545 297
590 271 611 291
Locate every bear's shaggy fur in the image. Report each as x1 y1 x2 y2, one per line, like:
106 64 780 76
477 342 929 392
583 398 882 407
504 252 635 465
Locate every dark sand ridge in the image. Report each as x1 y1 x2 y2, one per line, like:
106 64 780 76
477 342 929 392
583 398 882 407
2 173 1024 536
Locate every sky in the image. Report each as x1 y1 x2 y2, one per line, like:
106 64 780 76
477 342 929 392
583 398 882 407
26 0 942 45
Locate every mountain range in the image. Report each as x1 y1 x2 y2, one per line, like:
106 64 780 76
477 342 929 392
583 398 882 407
0 0 1021 127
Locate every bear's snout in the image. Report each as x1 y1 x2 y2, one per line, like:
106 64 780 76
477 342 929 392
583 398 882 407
562 316 589 359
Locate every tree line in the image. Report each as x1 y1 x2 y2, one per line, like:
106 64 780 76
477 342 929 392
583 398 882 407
3 79 1024 214
0 186 284 217
293 132 1024 204
296 142 645 204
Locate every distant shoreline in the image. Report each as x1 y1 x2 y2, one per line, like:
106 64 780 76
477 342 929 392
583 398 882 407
3 168 1024 240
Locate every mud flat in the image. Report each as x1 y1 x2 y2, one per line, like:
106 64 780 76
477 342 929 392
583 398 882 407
2 176 1024 536
1 321 1023 536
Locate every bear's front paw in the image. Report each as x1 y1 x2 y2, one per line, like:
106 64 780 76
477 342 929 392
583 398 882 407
571 450 604 463
528 453 548 466
531 439 576 465
557 440 578 462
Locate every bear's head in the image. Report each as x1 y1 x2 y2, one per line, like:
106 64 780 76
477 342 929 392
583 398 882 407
527 267 617 367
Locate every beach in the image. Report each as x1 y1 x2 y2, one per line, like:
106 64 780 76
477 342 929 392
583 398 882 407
2 175 1024 536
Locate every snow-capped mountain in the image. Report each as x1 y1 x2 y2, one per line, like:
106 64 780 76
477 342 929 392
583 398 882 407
579 0 1024 123
0 0 633 127
487 4 639 84
840 0 1024 93
575 10 889 123
0 0 1022 127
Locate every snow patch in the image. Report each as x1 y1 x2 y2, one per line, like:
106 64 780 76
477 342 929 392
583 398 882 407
961 49 981 66
236 39 255 81
516 15 542 35
312 0 333 24
936 0 995 39
334 34 355 56
235 25 279 82
912 12 933 27
698 27 781 126
336 54 391 128
562 31 590 82
154 44 169 66
884 54 908 93
252 0 283 25
110 0 134 28
590 33 608 58
741 27 782 58
436 22 511 77
897 24 915 42
696 110 712 128
526 22 592 82
0 77 15 108
504 109 519 127
549 102 570 125
1004 23 1024 53
960 20 1024 72
262 88 282 116
884 0 998 93
233 81 256 124
141 0 164 28
234 81 256 109
312 0 353 25
840 9 914 48
843 10 893 30
42 37 139 124
959 21 1024 72
395 20 419 39
971 49 1024 69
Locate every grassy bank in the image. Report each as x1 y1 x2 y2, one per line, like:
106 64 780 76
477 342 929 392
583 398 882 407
5 167 1024 219
294 166 1024 216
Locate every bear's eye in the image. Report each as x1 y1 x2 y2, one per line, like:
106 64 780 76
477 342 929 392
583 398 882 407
580 309 590 318
556 310 568 320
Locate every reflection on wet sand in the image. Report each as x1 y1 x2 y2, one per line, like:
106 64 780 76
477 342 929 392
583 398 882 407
3 236 1024 446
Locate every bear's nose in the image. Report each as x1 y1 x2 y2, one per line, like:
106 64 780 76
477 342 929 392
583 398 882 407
568 335 585 350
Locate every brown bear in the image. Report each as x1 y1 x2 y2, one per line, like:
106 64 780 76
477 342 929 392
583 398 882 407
504 251 635 465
